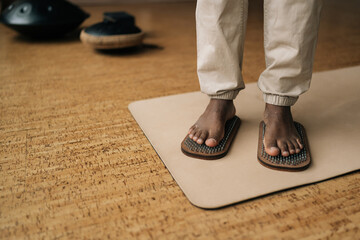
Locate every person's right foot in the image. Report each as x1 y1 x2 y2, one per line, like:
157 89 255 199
188 99 236 147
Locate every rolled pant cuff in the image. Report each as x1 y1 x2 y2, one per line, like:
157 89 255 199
263 93 298 106
208 89 240 100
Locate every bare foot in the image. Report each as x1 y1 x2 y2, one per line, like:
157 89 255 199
263 103 303 157
188 99 235 147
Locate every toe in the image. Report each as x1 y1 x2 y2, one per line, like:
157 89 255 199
296 138 304 149
205 138 218 147
287 141 296 155
188 128 196 139
193 130 202 141
188 125 196 135
205 130 223 147
278 140 289 157
264 138 280 156
197 132 208 145
206 132 221 147
291 138 301 153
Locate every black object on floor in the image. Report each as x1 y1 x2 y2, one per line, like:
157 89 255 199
0 0 89 38
80 11 145 49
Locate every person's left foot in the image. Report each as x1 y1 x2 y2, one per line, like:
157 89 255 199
263 103 303 157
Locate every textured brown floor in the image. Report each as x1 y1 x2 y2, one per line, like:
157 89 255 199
1 1 359 239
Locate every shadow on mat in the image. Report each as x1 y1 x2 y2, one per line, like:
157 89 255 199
95 43 164 56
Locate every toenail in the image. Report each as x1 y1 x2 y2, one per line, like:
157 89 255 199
282 151 289 156
189 134 193 138
205 138 218 147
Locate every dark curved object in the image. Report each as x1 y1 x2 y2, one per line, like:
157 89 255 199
84 12 141 36
0 0 89 37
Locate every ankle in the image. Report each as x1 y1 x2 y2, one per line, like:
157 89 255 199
264 103 294 124
209 99 234 107
265 103 290 113
205 99 235 119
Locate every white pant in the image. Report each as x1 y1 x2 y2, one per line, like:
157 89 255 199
196 0 323 106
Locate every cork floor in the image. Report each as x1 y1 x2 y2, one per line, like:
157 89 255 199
1 0 359 239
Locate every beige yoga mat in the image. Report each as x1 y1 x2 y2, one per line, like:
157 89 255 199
128 66 360 209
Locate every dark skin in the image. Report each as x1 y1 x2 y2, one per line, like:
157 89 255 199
188 99 303 156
